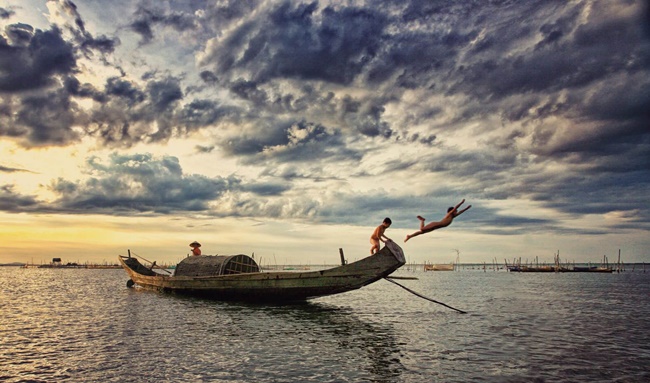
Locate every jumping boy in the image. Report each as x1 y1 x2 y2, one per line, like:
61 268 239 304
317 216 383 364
370 217 392 254
404 199 471 242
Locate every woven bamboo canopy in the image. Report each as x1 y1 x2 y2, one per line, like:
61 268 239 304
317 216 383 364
174 254 260 277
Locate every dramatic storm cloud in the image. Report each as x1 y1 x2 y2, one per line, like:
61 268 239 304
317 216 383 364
1 0 648 263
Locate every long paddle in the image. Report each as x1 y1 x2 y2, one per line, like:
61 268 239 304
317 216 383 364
384 277 467 314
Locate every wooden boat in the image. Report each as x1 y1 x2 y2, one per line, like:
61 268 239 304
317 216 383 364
507 265 613 273
569 266 613 273
424 263 454 271
118 241 406 302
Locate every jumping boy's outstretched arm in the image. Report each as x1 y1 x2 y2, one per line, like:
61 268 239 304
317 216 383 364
455 204 472 217
451 199 471 217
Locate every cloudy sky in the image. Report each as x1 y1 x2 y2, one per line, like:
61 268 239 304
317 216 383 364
1 0 648 265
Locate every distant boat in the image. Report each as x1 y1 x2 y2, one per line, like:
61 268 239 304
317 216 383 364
507 265 613 273
568 266 613 273
424 263 454 271
506 251 615 273
118 241 406 302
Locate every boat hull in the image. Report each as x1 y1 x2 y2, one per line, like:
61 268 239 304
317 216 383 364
424 263 454 271
119 241 406 302
507 266 613 273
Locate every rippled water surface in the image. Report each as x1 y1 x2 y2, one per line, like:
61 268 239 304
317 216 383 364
1 267 649 382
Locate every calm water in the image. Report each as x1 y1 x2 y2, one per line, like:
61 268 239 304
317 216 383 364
1 267 649 382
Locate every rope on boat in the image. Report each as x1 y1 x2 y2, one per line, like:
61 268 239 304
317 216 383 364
384 277 467 314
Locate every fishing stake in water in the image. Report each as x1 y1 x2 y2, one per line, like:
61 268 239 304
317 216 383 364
384 277 467 314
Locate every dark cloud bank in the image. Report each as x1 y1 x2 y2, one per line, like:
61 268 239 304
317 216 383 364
0 0 648 233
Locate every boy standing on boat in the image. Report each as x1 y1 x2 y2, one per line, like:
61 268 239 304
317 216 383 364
404 199 471 242
370 218 392 254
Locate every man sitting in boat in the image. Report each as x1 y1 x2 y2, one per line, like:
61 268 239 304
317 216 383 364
190 241 202 256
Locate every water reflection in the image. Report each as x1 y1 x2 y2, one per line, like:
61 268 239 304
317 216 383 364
133 293 406 382
245 302 405 382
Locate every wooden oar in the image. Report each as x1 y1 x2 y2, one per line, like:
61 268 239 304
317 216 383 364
384 277 467 314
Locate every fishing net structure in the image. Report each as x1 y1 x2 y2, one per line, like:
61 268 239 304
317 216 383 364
174 254 260 277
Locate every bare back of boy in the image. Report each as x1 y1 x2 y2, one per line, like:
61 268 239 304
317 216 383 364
370 225 385 254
